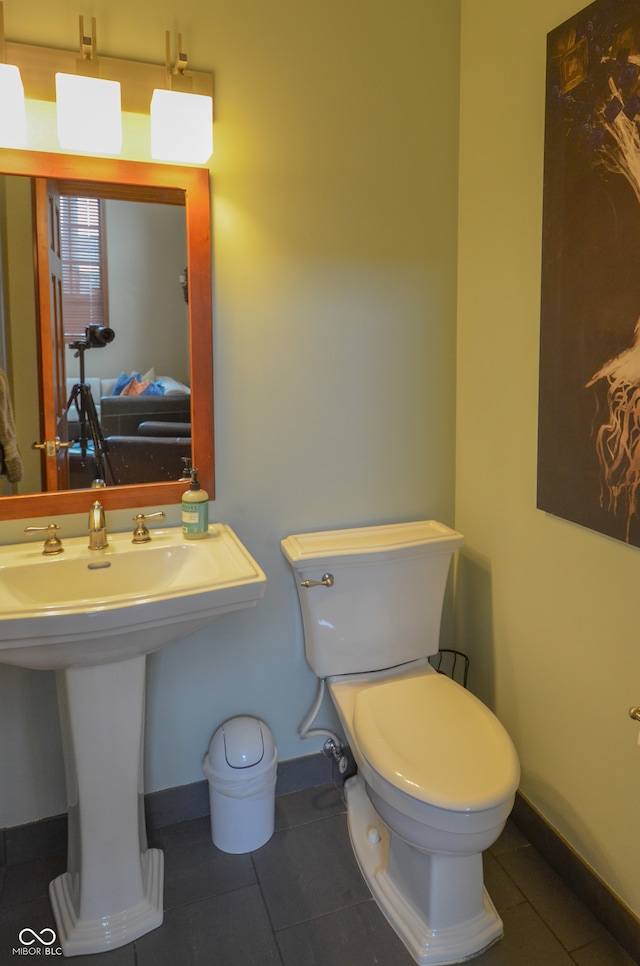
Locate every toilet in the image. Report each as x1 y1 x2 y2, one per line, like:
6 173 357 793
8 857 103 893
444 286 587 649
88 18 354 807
281 521 520 966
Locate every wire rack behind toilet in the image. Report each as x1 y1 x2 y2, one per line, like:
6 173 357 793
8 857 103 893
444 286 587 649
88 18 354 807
428 649 469 688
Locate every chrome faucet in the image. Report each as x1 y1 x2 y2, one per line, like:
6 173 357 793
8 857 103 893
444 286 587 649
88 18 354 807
88 500 108 550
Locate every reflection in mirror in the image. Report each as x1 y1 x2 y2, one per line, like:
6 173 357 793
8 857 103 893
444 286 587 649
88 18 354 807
0 150 213 521
0 174 39 493
2 180 191 494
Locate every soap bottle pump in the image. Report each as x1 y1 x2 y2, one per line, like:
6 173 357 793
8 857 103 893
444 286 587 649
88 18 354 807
181 466 209 539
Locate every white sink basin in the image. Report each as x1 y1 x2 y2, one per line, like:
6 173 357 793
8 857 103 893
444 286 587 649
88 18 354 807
0 523 266 669
0 521 267 956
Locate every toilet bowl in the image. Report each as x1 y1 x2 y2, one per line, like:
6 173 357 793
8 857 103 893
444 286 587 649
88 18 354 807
281 521 520 965
329 660 519 964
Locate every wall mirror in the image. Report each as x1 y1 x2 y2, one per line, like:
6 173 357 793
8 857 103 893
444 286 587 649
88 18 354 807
0 148 213 522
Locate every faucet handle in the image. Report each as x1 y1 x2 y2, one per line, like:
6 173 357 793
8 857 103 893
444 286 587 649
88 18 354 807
132 511 165 544
24 523 63 555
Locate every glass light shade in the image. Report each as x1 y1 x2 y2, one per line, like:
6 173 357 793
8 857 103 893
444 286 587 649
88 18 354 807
0 64 26 148
56 73 122 154
150 89 213 163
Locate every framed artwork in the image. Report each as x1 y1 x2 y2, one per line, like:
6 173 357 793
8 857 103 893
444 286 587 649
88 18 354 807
538 0 640 546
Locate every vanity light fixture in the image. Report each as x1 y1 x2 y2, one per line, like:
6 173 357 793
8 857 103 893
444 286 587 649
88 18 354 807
0 7 213 163
150 32 213 164
55 16 122 154
0 3 26 148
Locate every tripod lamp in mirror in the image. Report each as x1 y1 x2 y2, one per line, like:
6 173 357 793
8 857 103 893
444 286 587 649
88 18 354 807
67 324 116 488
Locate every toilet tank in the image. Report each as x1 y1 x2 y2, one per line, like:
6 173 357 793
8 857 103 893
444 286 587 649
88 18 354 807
281 521 464 678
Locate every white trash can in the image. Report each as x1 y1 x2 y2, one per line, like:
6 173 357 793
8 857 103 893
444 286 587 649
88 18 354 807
202 716 277 853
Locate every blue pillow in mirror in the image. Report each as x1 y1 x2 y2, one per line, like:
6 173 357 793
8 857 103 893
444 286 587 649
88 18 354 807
141 381 165 396
112 371 140 395
112 372 166 396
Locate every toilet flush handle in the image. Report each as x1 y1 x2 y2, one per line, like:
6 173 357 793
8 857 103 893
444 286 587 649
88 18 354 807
629 707 640 721
300 573 334 589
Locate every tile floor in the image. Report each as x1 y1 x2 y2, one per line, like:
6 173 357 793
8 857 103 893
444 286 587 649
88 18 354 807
0 781 637 965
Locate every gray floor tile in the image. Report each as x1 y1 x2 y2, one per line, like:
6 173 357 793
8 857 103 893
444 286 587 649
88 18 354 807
135 884 282 966
276 897 415 966
471 902 576 965
0 893 136 965
490 818 529 856
0 854 65 907
60 942 137 965
1 782 636 965
150 814 256 909
274 783 345 831
483 851 525 913
253 811 370 930
4 814 67 865
0 895 58 960
498 844 609 952
0 893 137 964
572 937 638 965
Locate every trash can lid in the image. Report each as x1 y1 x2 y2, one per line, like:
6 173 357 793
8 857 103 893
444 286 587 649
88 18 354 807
211 716 275 769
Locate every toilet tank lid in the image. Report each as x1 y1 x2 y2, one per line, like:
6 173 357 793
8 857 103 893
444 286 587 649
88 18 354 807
281 520 463 566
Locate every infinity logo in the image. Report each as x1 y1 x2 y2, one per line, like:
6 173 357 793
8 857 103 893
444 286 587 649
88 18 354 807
18 928 57 946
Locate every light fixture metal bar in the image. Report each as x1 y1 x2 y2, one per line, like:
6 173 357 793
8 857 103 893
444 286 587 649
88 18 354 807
163 30 192 94
75 15 99 78
4 38 212 114
173 33 188 75
79 15 96 62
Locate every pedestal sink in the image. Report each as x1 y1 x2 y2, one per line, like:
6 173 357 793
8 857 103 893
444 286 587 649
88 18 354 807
0 524 266 956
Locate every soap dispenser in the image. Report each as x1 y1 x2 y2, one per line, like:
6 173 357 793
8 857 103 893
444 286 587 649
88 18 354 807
181 466 209 539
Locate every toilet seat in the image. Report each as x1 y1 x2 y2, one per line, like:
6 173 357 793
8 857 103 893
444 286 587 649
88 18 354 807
353 672 519 812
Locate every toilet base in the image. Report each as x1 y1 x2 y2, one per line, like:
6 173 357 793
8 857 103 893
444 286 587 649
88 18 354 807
345 775 503 965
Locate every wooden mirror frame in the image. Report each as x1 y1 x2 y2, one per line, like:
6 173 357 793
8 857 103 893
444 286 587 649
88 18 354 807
0 148 214 521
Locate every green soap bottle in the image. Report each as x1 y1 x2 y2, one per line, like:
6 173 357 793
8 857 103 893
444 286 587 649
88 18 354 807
181 468 209 539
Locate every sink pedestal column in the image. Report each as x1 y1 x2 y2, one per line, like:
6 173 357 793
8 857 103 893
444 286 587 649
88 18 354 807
50 655 163 956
